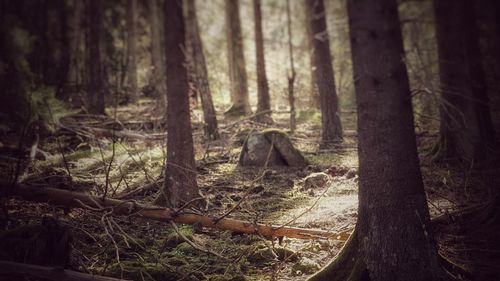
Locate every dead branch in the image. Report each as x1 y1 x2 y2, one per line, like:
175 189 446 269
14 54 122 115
0 260 131 281
1 181 350 241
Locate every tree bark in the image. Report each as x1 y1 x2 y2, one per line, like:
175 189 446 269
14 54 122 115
286 0 296 132
305 0 343 147
186 0 220 140
87 0 105 114
253 0 272 123
224 0 252 117
149 0 167 109
56 0 70 99
433 0 496 162
311 0 445 279
126 0 139 103
156 0 201 208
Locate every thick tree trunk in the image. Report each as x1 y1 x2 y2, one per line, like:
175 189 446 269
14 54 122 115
156 0 201 208
433 0 496 162
87 0 105 114
253 0 272 123
224 0 252 117
305 0 343 147
149 0 167 108
186 0 220 140
311 0 445 280
126 0 139 103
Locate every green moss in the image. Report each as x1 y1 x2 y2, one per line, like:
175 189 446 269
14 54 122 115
297 109 322 125
164 226 194 249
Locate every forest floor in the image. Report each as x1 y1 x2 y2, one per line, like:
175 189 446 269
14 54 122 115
1 98 499 281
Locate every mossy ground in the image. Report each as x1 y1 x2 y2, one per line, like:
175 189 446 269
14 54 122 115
2 100 498 280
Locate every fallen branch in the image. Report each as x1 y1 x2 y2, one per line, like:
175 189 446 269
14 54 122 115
1 182 350 241
0 260 131 281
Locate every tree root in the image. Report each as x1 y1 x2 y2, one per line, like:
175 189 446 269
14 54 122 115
307 229 369 281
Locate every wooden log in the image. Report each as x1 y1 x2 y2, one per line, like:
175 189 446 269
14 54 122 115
0 260 131 281
1 182 350 241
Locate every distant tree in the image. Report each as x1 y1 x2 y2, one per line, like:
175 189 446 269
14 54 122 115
87 0 105 114
305 0 343 147
433 0 496 162
224 0 252 117
186 0 220 140
156 0 202 207
308 0 445 280
286 0 296 132
126 0 139 103
148 0 167 108
56 0 69 98
253 0 272 123
304 0 320 110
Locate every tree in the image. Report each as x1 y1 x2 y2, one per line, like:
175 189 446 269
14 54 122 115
304 0 320 110
432 0 496 162
308 0 445 280
224 0 252 117
148 0 167 108
87 0 105 114
253 0 272 123
286 0 297 132
56 0 69 98
126 0 139 103
156 0 201 208
305 0 343 147
185 0 220 140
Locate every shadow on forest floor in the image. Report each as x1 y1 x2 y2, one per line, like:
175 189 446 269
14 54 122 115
1 98 499 280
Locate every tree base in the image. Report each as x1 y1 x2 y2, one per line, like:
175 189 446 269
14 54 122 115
224 104 251 118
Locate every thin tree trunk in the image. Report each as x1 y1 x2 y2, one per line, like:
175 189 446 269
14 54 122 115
186 0 220 140
224 0 252 117
286 0 296 132
253 0 272 123
305 0 343 147
126 0 139 103
149 0 167 108
156 0 201 208
304 0 320 109
433 0 496 162
87 0 105 114
56 0 70 98
68 0 84 92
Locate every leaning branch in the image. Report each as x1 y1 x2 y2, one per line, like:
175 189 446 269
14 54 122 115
1 182 350 241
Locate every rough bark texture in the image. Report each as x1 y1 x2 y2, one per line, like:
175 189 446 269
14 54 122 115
347 0 444 280
186 0 220 140
305 0 343 146
87 0 105 114
224 0 252 117
433 0 496 162
149 0 167 108
253 0 272 123
126 0 139 103
157 0 201 208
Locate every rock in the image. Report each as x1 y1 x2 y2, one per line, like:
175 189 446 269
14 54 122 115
302 172 330 190
291 257 321 276
239 129 308 168
345 169 357 179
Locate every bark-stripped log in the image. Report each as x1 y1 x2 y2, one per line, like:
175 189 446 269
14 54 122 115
1 182 350 241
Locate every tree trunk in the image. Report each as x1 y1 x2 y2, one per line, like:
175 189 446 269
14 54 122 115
305 0 343 147
68 0 84 92
87 0 105 114
433 0 496 162
304 0 320 110
253 0 272 123
286 0 296 132
126 0 139 103
149 0 167 109
224 0 252 117
310 0 445 279
186 0 220 140
56 0 70 99
156 0 201 208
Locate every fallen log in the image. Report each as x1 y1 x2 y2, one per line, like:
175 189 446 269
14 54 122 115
1 182 350 241
0 260 131 281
